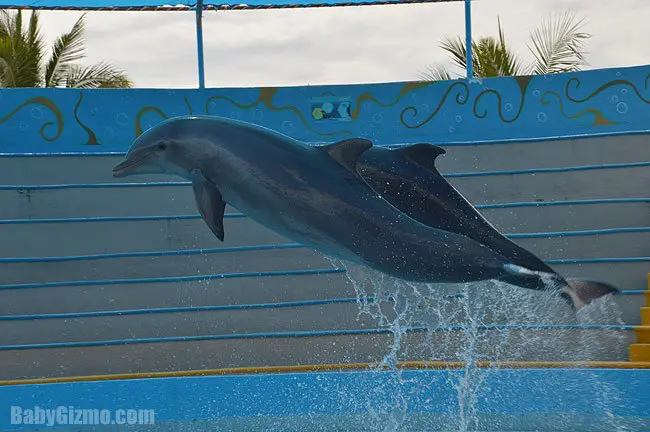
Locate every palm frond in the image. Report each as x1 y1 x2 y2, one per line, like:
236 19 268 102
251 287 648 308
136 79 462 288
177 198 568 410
0 10 42 87
437 21 524 79
26 11 45 86
44 13 87 87
62 62 132 89
428 10 591 80
494 17 522 76
418 64 455 82
0 37 41 87
439 35 470 73
473 38 523 78
97 73 133 88
526 10 591 75
0 10 132 88
0 11 11 38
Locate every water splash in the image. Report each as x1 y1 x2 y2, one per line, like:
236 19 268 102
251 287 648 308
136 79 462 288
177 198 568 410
327 259 630 432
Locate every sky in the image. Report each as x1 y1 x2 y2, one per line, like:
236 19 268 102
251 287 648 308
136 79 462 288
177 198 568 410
31 0 650 88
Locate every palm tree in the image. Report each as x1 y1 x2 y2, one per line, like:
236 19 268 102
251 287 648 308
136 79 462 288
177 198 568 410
420 10 591 81
0 9 132 88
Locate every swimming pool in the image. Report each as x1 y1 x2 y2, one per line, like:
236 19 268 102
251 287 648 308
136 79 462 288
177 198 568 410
2 367 650 431
0 12 648 430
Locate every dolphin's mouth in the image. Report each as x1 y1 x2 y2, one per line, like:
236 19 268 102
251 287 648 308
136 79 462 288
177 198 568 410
112 154 151 178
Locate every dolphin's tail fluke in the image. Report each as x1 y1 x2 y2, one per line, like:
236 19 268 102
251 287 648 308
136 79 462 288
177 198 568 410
502 264 619 310
560 279 620 310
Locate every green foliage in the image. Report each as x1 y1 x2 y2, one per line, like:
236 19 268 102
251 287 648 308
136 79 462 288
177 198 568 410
0 10 132 88
420 10 591 81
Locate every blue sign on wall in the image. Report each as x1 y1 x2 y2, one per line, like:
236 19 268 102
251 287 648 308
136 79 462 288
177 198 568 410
311 95 353 122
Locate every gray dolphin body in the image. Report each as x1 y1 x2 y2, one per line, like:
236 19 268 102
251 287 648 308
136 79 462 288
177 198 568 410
356 144 619 308
112 115 615 308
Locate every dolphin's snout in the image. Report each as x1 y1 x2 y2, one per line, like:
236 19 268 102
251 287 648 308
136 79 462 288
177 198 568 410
112 160 130 177
112 150 154 178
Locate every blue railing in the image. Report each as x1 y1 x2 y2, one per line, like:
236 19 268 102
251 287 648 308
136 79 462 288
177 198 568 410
0 325 638 352
2 161 649 191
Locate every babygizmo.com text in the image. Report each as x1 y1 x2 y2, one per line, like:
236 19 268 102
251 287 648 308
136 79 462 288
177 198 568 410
10 405 156 426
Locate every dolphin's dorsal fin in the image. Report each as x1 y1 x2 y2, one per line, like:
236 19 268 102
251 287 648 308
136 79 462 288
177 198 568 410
190 169 227 242
321 138 372 173
397 143 446 171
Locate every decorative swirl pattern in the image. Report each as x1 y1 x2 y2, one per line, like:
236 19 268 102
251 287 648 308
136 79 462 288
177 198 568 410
565 77 650 104
135 107 168 137
350 81 433 121
134 96 195 137
400 81 469 129
73 93 98 145
541 91 616 126
473 76 533 123
0 65 647 152
205 88 351 137
183 96 193 115
0 97 63 142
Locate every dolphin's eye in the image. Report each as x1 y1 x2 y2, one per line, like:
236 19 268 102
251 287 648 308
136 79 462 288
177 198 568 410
157 142 167 150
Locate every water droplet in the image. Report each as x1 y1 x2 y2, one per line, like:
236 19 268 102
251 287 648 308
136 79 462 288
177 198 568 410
455 115 462 123
611 95 619 103
373 113 383 123
448 126 455 133
230 111 240 120
537 112 547 122
504 103 513 112
282 121 294 132
115 113 128 126
30 107 42 119
533 89 541 97
254 109 264 120
621 88 628 95
616 102 628 114
19 123 28 131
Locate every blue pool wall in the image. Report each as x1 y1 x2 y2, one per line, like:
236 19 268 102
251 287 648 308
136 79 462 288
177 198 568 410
0 65 648 380
1 368 650 430
0 64 648 154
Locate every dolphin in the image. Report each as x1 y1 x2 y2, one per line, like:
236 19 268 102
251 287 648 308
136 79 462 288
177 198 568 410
112 115 615 309
355 144 620 308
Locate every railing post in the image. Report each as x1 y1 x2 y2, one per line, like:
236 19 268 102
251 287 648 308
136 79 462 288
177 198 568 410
195 0 206 89
464 0 473 79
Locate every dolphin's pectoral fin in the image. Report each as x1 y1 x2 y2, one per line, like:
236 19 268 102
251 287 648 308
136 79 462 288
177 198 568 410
397 143 446 172
320 138 373 174
190 170 227 241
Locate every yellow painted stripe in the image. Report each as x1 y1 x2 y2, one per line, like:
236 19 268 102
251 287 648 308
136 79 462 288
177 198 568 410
635 326 650 343
630 345 650 362
2 361 650 387
642 308 650 326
